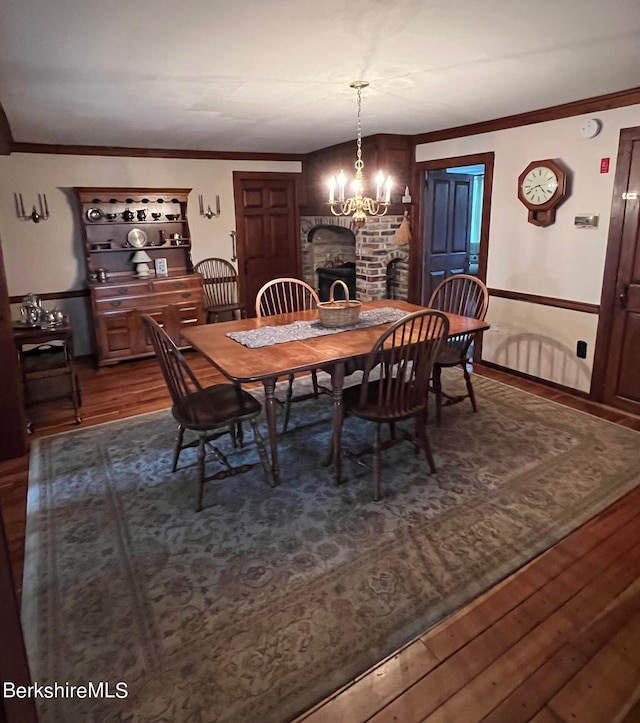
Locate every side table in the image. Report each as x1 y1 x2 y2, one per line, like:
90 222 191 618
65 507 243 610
13 319 82 432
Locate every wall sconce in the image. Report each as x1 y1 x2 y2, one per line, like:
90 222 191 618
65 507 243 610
198 194 220 219
15 193 49 223
131 249 152 277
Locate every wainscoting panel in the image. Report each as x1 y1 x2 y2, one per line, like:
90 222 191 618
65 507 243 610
482 296 599 393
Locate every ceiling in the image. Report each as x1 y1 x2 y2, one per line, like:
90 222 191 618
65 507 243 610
1 0 639 155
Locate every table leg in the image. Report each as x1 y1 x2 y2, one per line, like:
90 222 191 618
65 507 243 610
263 376 280 484
330 362 345 485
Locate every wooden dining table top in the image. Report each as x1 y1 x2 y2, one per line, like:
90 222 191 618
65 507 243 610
181 299 490 384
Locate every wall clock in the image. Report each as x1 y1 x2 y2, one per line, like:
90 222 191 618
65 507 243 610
517 159 567 227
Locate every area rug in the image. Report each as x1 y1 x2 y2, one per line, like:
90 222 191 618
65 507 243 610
21 372 640 722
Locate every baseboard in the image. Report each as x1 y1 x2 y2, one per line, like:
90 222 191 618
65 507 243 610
475 360 590 399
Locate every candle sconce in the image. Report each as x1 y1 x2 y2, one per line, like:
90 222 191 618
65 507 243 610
198 194 221 219
15 193 50 223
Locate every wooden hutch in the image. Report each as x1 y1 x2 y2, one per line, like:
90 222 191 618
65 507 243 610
75 187 205 366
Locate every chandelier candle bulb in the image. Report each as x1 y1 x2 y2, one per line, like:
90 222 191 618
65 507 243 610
338 170 346 202
376 171 385 201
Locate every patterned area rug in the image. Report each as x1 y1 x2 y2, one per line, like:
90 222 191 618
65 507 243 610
22 372 640 722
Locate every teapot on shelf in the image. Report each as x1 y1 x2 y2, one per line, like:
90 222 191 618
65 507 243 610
122 209 135 222
41 307 65 326
20 293 43 326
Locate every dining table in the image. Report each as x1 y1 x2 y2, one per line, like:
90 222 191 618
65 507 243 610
181 299 490 486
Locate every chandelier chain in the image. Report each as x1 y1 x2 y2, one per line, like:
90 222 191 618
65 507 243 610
355 86 363 174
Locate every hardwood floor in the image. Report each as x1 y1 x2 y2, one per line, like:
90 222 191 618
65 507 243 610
2 358 640 722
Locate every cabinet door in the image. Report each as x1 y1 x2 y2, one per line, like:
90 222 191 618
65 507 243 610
134 306 171 355
95 310 138 362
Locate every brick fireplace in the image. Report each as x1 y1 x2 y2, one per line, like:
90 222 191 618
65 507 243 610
300 214 410 301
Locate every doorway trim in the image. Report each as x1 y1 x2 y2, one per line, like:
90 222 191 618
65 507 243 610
409 152 494 305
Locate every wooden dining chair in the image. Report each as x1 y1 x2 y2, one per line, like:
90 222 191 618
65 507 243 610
141 314 272 511
194 257 246 323
427 274 489 425
255 277 321 432
332 309 449 501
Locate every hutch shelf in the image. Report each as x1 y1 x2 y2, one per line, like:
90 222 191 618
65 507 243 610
75 187 205 365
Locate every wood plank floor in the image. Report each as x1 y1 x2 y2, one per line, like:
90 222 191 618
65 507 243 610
2 357 640 722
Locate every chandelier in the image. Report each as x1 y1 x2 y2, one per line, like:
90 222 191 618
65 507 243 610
328 81 392 228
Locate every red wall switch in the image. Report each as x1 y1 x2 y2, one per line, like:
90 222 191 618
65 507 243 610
600 157 610 173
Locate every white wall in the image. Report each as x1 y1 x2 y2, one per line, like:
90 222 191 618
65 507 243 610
0 153 301 353
417 104 640 390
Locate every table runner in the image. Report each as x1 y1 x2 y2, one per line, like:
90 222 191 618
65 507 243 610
227 307 408 348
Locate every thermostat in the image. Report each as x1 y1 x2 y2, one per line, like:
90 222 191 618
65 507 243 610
575 214 599 229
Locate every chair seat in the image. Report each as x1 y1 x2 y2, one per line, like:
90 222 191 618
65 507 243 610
435 347 467 367
205 302 245 315
344 380 424 423
173 384 261 430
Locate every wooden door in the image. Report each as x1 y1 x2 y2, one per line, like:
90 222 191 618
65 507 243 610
596 129 640 414
0 236 27 459
0 511 38 722
421 170 473 302
233 172 300 315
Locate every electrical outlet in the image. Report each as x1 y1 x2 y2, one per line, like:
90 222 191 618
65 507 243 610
576 340 587 359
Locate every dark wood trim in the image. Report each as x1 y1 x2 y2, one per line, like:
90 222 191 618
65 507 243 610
12 142 304 163
412 86 640 145
0 100 13 156
476 360 590 399
9 288 89 305
304 133 412 158
488 288 600 314
591 125 640 401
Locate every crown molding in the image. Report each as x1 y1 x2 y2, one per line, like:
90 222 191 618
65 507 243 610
412 86 640 145
10 142 304 162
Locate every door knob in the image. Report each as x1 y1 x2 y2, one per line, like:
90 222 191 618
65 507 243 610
619 283 629 308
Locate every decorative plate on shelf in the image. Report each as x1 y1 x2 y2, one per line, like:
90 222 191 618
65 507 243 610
86 207 103 222
127 228 148 248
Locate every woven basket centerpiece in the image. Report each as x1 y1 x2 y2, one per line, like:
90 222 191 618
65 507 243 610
317 279 362 328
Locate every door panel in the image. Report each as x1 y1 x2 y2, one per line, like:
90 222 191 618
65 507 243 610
617 313 640 401
234 173 300 315
422 170 473 301
602 135 640 412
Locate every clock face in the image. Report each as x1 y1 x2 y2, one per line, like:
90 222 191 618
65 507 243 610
520 166 559 206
